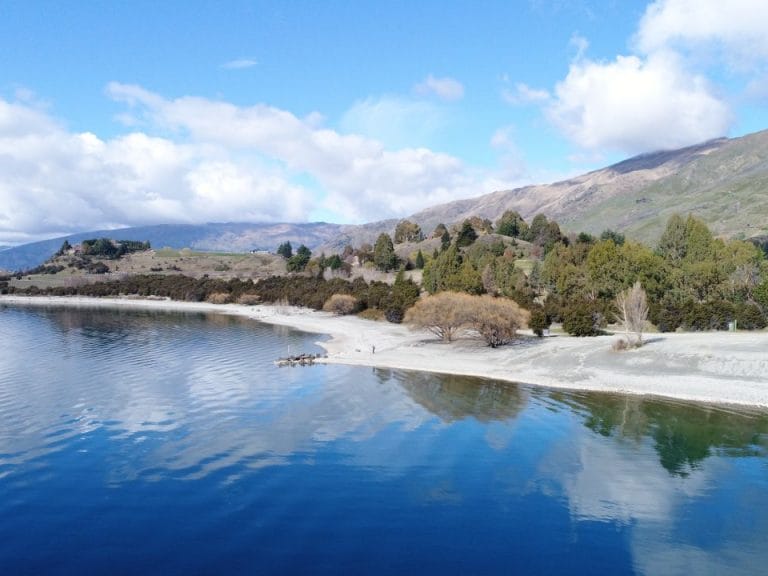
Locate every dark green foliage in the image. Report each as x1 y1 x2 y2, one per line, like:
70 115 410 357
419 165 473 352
373 233 398 272
562 301 602 336
600 229 625 246
529 308 550 337
80 238 150 259
735 303 767 330
495 210 529 238
415 249 425 269
422 244 483 295
440 229 451 251
286 245 311 272
455 220 478 248
55 240 72 256
649 296 688 333
277 241 293 259
384 271 420 323
87 262 110 274
684 301 735 331
326 254 343 270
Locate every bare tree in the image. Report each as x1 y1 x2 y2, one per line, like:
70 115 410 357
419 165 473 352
404 292 473 342
405 292 530 346
472 295 530 347
615 281 648 347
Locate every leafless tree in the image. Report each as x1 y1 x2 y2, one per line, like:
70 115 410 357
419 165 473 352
615 281 648 347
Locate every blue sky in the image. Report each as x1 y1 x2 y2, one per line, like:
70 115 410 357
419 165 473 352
1 0 767 244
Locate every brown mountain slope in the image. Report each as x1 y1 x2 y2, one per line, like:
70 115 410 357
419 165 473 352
406 130 768 243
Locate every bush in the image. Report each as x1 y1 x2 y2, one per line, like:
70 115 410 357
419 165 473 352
735 303 767 330
206 292 231 304
323 294 358 315
404 291 529 345
471 295 530 347
529 308 550 337
357 308 385 321
562 302 602 336
237 293 261 305
684 300 735 331
384 308 404 323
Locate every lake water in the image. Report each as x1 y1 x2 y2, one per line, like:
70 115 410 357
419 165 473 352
0 305 766 575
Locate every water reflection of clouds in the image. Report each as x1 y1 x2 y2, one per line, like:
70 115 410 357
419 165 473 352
539 415 767 575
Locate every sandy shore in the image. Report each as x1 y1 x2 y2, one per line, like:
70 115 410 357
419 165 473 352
3 294 768 408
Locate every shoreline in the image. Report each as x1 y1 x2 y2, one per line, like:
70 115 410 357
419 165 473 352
3 294 768 409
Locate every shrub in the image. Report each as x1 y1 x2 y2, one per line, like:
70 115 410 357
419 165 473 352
562 302 602 336
207 292 231 304
357 308 385 321
529 308 550 337
237 293 261 305
735 303 767 330
471 295 530 347
405 291 529 345
684 300 735 331
323 294 358 315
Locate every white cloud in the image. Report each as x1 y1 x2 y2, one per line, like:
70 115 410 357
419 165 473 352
414 74 465 101
0 85 499 243
636 0 768 63
532 0 768 156
546 51 732 154
502 83 551 105
221 58 258 70
0 95 314 243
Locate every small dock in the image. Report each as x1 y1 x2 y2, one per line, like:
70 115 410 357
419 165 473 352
275 353 327 367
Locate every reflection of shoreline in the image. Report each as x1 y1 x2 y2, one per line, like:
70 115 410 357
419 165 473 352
3 294 768 408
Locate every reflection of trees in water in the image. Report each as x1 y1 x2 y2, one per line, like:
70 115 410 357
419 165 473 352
570 392 768 476
374 368 526 423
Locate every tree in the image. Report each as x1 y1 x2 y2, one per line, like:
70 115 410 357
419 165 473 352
405 292 472 342
495 210 529 238
287 245 311 272
385 270 421 323
326 254 343 270
404 292 529 346
276 241 293 259
600 229 625 246
432 223 448 239
615 281 649 347
373 233 398 271
55 240 72 257
455 220 478 248
440 229 451 251
471 295 530 347
415 249 425 269
394 220 424 244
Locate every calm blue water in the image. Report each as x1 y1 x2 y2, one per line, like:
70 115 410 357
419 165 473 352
0 305 766 575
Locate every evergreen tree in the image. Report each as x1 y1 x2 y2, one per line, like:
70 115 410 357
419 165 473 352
287 245 311 272
276 241 293 259
495 210 529 238
373 233 398 272
415 249 425 269
456 220 478 248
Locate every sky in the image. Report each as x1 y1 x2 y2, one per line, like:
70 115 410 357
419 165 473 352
1 0 768 245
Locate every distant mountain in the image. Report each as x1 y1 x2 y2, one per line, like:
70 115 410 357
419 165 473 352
4 129 768 271
0 221 389 273
407 130 768 243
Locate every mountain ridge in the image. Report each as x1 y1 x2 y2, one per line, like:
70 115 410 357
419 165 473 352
2 129 767 271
